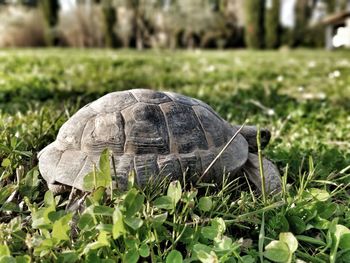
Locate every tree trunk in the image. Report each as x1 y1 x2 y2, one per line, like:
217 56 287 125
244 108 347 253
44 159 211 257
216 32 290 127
265 0 280 49
244 0 265 49
40 0 60 46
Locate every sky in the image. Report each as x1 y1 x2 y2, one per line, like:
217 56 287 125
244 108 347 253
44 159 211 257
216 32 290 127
280 0 296 28
60 0 76 12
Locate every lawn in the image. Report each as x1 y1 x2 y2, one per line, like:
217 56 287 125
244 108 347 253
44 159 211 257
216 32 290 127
0 49 349 262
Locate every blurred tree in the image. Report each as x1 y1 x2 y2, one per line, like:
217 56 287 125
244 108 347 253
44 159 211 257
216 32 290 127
209 0 226 12
265 0 280 49
324 0 336 12
292 0 311 46
101 0 119 47
20 0 38 7
39 0 60 46
127 0 152 50
244 0 265 49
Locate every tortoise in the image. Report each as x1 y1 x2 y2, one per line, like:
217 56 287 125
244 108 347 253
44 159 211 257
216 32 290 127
38 89 281 194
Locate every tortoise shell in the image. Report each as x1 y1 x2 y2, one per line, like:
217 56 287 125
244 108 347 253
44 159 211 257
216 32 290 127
38 89 248 191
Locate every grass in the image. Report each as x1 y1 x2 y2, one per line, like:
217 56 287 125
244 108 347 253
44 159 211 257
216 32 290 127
0 49 349 262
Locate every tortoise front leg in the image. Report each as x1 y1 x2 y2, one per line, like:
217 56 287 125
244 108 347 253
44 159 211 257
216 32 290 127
48 183 71 195
242 153 281 194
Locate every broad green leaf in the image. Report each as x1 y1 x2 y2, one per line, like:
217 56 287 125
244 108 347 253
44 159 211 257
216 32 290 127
125 237 138 249
214 236 233 251
98 231 110 245
1 202 20 213
124 249 139 263
57 251 79 263
32 205 56 229
197 250 218 263
312 215 330 230
83 150 112 191
264 240 290 263
33 238 55 256
151 212 168 225
0 185 16 205
83 231 110 254
296 235 326 246
19 168 40 199
309 188 330 201
93 206 114 216
201 226 219 240
15 255 31 263
44 191 55 207
193 243 212 255
48 210 66 222
91 187 106 204
96 224 113 233
166 250 183 263
340 233 350 250
112 208 125 239
78 213 95 231
83 171 95 192
279 232 298 253
124 189 144 217
167 181 182 206
317 202 337 219
335 224 350 240
52 213 73 243
241 255 254 263
1 158 11 167
99 149 111 180
139 244 150 258
124 216 143 230
212 218 226 235
0 256 15 263
154 196 174 210
288 216 306 234
0 245 10 256
198 197 213 212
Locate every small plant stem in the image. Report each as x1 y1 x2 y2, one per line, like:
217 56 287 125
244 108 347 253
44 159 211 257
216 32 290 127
257 126 266 204
111 154 117 189
93 164 97 190
258 212 265 263
198 120 247 183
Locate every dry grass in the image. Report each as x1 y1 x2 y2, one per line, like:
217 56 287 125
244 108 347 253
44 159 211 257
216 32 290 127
0 6 45 47
58 5 104 48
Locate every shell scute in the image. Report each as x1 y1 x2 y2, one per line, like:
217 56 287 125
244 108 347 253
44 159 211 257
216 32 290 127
81 112 125 154
122 103 170 154
89 91 137 113
179 152 202 178
131 89 172 104
157 154 182 179
192 105 228 148
134 154 159 186
160 102 208 154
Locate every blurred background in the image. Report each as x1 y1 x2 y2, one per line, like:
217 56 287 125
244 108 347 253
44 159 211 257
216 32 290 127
0 0 349 50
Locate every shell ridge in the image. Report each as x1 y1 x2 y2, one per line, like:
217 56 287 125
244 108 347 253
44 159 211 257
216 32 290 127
129 90 138 102
70 155 89 189
119 111 127 154
52 150 64 182
192 106 212 148
82 116 97 150
54 152 87 188
159 103 175 154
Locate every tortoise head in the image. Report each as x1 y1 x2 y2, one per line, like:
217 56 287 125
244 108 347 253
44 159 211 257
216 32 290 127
235 125 271 152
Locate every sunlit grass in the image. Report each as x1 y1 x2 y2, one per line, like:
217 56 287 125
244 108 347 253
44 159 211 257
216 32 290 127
0 49 349 262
